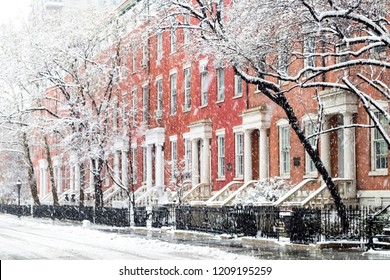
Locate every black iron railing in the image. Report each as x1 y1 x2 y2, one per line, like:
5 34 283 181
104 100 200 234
1 203 387 246
366 204 390 250
175 205 280 237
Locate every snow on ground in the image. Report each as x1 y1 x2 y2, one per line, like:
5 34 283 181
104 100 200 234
0 214 254 260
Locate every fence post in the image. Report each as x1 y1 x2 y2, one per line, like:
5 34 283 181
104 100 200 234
146 206 152 228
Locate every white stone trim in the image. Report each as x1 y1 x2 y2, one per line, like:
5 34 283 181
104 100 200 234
188 120 212 140
276 118 289 127
183 62 191 70
169 135 177 142
169 68 177 75
215 128 225 136
233 125 243 133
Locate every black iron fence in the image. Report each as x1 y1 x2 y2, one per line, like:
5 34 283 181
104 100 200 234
0 204 129 227
1 203 388 246
175 205 279 237
0 204 31 217
286 206 371 244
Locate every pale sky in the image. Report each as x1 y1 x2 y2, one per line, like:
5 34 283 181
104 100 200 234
0 0 31 25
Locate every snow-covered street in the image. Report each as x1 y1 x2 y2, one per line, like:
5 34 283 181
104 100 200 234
0 214 252 260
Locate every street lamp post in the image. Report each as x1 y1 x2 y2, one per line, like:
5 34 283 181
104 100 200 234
16 179 22 207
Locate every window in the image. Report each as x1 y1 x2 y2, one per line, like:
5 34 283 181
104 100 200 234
336 44 349 63
142 147 147 182
156 78 163 113
141 41 148 66
235 133 244 177
132 45 137 73
217 68 225 101
278 38 289 74
234 75 243 97
170 26 177 54
218 135 225 178
170 73 177 115
184 138 191 180
184 14 190 45
279 123 290 177
371 111 389 173
304 120 317 176
142 84 149 123
131 87 137 125
183 67 191 111
157 32 162 61
305 36 316 67
171 139 178 182
200 63 208 106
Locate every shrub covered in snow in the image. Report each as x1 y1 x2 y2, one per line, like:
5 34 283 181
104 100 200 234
234 177 292 206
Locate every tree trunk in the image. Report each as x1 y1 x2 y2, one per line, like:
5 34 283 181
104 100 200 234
79 160 86 207
22 132 40 205
43 136 59 206
92 158 104 208
277 94 349 230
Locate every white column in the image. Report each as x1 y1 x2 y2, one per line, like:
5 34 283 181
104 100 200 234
343 112 356 181
320 116 331 173
155 144 163 195
244 129 252 182
259 128 268 180
121 150 128 189
201 138 210 183
43 169 48 196
146 145 153 190
191 139 199 186
39 168 44 197
114 150 120 189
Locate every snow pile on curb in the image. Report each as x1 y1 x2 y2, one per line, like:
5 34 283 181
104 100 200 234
234 177 292 205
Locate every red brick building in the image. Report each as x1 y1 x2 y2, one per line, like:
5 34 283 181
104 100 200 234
35 0 389 208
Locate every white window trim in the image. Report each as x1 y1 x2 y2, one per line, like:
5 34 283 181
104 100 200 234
183 67 191 112
304 36 316 68
302 114 318 178
183 133 191 179
170 137 178 183
277 119 291 179
156 31 163 62
217 133 226 179
217 68 225 101
170 71 177 115
369 102 389 176
156 77 163 112
234 75 243 97
199 60 208 107
235 132 244 179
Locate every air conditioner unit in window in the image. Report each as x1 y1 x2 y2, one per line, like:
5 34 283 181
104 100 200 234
141 58 148 66
154 110 162 119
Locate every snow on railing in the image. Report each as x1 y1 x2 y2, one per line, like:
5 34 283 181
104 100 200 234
300 178 354 207
135 186 159 207
219 180 258 207
205 181 244 206
181 183 212 204
273 178 354 207
40 192 53 204
167 181 192 204
272 178 318 207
